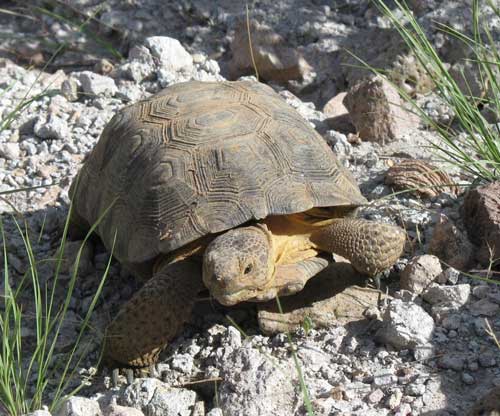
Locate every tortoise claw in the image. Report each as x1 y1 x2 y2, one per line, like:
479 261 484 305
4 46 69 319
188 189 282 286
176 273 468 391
371 273 382 290
110 366 151 387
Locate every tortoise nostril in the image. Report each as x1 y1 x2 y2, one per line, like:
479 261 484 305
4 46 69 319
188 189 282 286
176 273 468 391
214 274 226 286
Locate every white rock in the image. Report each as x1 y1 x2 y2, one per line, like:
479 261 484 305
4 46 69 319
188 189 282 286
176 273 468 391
366 388 384 404
144 37 193 73
191 402 204 416
0 142 20 160
387 388 403 409
206 409 223 416
222 326 242 349
156 68 191 88
422 284 470 307
34 115 70 141
103 404 144 416
116 83 145 103
120 46 156 83
122 378 197 416
61 78 80 102
324 130 352 161
201 59 220 75
298 345 330 372
376 300 434 349
372 369 397 387
395 403 412 416
279 90 326 128
27 411 53 416
56 396 102 416
437 267 460 285
343 381 371 400
129 45 154 63
171 353 194 374
218 346 299 416
74 71 117 97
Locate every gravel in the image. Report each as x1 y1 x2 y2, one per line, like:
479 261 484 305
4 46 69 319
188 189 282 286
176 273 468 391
0 1 499 415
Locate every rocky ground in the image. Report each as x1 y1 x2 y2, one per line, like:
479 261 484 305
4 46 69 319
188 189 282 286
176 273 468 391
0 0 499 415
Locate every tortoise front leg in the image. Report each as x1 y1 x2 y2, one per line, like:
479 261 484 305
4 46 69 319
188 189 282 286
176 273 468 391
104 258 203 367
310 218 406 276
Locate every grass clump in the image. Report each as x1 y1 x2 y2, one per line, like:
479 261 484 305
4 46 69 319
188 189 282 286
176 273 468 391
371 0 500 183
0 4 122 410
0 202 114 415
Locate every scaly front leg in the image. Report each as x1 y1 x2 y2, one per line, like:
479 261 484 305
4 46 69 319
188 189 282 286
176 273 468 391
104 258 203 367
310 218 405 276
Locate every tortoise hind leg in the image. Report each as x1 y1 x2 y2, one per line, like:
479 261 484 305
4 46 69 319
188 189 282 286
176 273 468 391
104 258 203 367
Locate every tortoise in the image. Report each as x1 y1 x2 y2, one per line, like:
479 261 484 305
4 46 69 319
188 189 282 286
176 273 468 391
69 80 406 367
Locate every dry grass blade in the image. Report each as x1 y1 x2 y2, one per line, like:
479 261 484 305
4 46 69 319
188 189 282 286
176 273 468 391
484 319 500 350
246 3 259 81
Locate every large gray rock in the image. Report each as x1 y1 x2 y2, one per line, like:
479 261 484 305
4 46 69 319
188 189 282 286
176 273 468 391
74 71 117 97
34 115 70 141
400 255 442 295
422 284 470 308
376 300 434 349
0 142 20 160
218 346 300 416
144 36 193 74
103 405 144 416
122 378 197 416
462 181 500 266
120 45 156 83
344 76 418 143
118 45 156 84
56 397 102 416
428 214 475 271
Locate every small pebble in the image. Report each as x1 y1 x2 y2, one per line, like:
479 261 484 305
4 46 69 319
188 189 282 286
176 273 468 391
366 388 384 404
461 372 475 385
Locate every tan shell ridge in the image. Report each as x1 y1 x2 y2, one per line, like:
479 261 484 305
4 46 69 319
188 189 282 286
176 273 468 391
71 80 366 264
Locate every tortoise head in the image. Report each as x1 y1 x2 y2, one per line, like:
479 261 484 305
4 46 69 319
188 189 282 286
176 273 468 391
203 224 275 306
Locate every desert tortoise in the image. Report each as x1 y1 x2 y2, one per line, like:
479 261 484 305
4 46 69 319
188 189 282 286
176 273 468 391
69 80 405 367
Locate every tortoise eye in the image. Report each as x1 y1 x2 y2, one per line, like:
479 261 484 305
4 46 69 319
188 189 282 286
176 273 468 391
244 264 253 274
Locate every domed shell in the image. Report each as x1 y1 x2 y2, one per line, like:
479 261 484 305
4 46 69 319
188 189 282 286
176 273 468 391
70 81 366 264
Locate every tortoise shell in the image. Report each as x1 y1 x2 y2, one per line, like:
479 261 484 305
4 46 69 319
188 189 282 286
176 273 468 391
70 80 366 264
